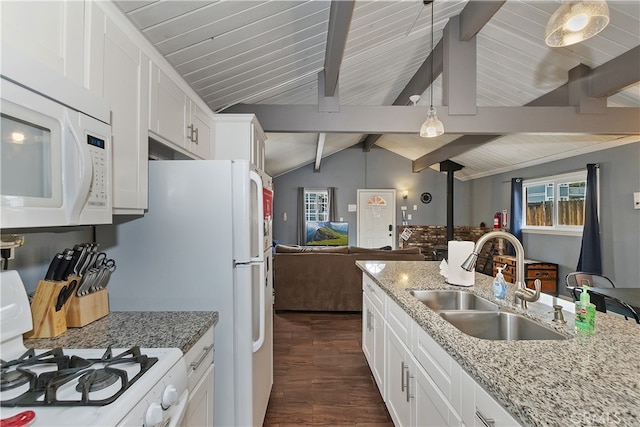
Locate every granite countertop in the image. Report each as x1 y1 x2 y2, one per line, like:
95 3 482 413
24 311 218 354
357 260 640 427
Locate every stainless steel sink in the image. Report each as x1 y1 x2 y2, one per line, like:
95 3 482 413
439 311 567 341
410 290 499 311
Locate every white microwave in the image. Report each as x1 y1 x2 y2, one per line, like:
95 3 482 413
0 78 112 229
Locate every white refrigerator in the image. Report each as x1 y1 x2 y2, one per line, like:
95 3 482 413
97 159 273 427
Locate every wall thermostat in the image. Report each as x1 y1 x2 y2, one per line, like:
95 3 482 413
420 192 432 204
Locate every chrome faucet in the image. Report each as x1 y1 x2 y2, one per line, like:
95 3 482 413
460 230 540 308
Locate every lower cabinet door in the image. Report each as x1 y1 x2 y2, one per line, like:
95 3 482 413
362 296 374 365
372 304 385 392
185 363 214 427
413 362 461 427
386 327 412 427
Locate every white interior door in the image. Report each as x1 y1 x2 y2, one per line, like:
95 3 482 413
357 189 396 248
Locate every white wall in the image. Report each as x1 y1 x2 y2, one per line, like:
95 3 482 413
272 146 470 246
468 142 640 293
274 142 639 294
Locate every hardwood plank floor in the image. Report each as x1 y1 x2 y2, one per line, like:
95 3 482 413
263 312 393 427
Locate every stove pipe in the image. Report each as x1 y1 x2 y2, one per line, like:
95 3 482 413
439 160 463 242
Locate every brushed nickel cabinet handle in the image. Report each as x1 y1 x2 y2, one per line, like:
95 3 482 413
476 409 496 427
190 343 214 371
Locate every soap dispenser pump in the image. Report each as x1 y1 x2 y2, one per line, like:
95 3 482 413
575 285 596 335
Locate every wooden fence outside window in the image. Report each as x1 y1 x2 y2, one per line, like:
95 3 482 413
526 200 585 226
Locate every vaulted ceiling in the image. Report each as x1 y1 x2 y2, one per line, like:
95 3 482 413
115 0 640 180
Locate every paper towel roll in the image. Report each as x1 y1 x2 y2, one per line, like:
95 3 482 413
447 241 475 287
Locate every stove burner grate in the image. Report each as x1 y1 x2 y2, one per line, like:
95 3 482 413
0 370 30 391
0 346 158 407
76 369 119 393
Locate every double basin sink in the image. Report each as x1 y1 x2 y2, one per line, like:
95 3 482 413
410 290 567 341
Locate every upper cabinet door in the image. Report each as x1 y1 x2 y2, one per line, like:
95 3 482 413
86 2 150 214
189 102 213 160
214 115 266 171
1 1 84 86
150 64 188 150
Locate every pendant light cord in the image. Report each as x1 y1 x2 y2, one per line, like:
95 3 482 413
430 1 434 109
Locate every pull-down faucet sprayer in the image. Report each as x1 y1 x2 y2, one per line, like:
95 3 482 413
461 230 540 308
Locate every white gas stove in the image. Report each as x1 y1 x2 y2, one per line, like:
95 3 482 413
0 271 188 427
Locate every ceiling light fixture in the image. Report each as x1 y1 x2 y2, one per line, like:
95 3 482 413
420 0 444 138
545 0 610 47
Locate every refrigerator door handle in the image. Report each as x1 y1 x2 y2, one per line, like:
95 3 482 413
252 262 266 352
250 170 264 263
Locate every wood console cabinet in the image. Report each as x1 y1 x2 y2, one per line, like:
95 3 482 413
493 255 558 295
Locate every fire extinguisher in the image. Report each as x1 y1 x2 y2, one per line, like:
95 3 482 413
493 212 501 229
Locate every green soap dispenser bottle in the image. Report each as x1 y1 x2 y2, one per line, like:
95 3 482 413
575 285 596 335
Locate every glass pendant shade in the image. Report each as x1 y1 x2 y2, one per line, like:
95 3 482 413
545 0 610 47
420 106 444 138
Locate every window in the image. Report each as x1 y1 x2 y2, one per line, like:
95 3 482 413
304 189 329 222
522 171 588 234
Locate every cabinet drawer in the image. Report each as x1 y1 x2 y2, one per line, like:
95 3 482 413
185 326 215 391
363 276 385 313
526 269 557 280
387 298 412 348
413 325 457 402
525 279 556 293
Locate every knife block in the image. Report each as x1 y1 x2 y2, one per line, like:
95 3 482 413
23 280 68 338
65 280 109 328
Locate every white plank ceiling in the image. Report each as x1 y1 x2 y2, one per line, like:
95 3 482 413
115 0 640 179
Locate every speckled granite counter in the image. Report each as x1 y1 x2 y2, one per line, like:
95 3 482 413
24 311 218 354
357 260 640 427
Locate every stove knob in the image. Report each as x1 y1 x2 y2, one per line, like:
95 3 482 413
144 402 164 427
161 384 178 409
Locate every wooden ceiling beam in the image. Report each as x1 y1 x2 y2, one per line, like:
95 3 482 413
362 0 504 152
589 46 640 98
323 0 354 98
314 133 326 172
223 103 639 134
412 135 501 173
458 1 506 41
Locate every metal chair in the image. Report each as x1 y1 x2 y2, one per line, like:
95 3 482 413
565 272 639 323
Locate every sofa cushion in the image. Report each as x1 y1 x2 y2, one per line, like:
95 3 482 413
348 246 421 255
275 244 349 254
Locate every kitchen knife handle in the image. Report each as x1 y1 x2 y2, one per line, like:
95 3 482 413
53 249 74 281
45 254 63 280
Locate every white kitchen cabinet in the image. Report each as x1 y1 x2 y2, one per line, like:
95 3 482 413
362 275 518 427
414 359 461 427
386 326 413 427
189 102 213 160
86 1 150 214
184 326 215 426
149 64 213 160
213 115 266 170
363 295 385 394
386 302 461 427
363 277 385 393
1 0 84 86
150 64 189 151
413 321 463 412
363 295 374 367
460 370 520 427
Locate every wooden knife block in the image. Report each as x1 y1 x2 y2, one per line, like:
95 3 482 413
23 280 68 338
65 281 109 328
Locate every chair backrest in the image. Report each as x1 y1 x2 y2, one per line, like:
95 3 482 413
566 272 616 289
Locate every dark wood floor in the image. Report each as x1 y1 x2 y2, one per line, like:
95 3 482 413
263 311 393 427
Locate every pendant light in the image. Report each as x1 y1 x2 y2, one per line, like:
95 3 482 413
545 0 610 47
420 0 444 138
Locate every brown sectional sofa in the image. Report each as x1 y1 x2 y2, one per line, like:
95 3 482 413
273 244 424 312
